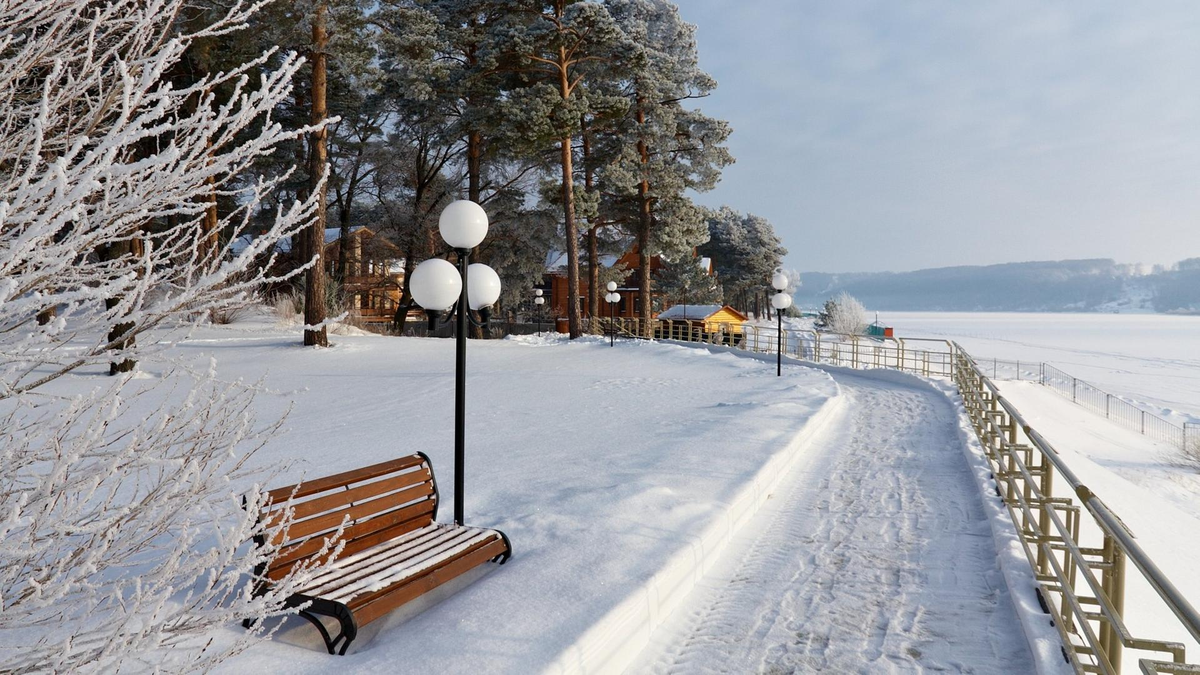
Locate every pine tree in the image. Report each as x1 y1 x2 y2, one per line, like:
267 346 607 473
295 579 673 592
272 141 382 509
657 256 722 308
494 1 629 338
602 0 733 335
701 206 787 318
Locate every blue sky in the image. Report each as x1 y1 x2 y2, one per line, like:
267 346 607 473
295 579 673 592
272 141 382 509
681 1 1200 272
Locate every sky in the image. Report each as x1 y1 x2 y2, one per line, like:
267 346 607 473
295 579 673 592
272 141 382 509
680 1 1200 273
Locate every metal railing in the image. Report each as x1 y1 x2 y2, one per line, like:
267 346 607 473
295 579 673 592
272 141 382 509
601 316 1200 674
976 358 1192 451
954 347 1200 675
602 317 956 378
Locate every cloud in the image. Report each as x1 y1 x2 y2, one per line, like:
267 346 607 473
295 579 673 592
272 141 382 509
683 0 1200 272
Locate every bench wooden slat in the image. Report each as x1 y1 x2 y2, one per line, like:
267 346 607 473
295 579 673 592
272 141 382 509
316 528 487 602
269 467 433 523
269 499 435 576
267 481 434 546
349 536 509 627
267 455 427 502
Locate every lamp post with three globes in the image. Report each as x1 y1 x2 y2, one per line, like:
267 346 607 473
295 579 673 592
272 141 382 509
604 281 620 347
408 200 501 526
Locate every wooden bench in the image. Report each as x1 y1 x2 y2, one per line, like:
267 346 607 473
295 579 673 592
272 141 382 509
245 452 511 655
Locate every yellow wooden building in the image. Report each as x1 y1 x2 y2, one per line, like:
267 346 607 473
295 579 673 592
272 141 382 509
656 304 748 335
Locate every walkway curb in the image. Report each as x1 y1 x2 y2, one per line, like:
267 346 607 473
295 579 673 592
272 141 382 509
543 376 848 675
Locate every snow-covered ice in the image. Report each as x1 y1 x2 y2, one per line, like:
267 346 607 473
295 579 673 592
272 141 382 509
883 311 1200 424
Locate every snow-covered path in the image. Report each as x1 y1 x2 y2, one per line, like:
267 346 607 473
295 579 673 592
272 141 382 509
634 373 1035 674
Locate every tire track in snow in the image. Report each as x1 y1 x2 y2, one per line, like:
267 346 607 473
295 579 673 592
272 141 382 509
633 374 1034 674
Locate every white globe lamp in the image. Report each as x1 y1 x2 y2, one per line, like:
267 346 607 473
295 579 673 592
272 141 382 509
771 270 789 292
439 200 489 250
410 258 462 311
771 293 793 310
606 280 618 293
466 263 501 311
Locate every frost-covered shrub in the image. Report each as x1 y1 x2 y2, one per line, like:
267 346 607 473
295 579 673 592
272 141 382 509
0 0 329 671
270 291 303 327
819 291 868 335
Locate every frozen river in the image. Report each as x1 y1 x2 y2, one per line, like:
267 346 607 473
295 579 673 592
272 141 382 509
882 311 1200 422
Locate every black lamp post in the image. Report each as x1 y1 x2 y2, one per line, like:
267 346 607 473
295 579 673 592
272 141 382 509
770 270 792 377
533 289 545 335
605 281 619 347
409 200 501 526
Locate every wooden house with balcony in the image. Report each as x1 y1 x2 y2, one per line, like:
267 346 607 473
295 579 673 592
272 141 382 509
323 227 405 324
542 247 714 321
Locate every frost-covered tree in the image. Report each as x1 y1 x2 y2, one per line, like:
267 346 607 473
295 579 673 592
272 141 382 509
819 292 868 335
494 0 629 338
0 1 330 670
602 0 732 335
656 256 722 308
701 206 786 318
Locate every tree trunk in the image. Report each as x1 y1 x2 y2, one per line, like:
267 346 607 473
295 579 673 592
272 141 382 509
304 3 330 348
337 197 353 283
393 241 417 334
583 120 599 322
636 100 653 337
561 135 581 339
98 238 140 374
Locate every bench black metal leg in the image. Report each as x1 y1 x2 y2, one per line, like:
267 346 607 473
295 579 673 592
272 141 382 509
297 611 337 654
492 529 514 565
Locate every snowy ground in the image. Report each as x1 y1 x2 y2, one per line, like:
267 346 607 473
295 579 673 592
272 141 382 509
20 314 1075 673
135 318 841 673
633 371 1041 674
882 311 1200 424
995 381 1200 672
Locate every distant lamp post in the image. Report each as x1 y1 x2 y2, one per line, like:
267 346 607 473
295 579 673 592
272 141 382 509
409 200 500 526
533 289 545 335
605 288 620 348
770 270 792 376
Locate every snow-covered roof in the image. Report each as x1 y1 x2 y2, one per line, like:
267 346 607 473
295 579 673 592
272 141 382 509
657 304 726 321
544 251 620 271
324 226 367 244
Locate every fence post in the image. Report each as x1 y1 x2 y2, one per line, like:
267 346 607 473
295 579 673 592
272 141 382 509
1016 360 1021 381
1141 410 1146 435
1073 377 1077 402
1106 394 1111 419
1040 362 1045 385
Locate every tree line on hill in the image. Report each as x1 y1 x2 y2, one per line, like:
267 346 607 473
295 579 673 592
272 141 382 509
183 0 785 340
793 259 1200 314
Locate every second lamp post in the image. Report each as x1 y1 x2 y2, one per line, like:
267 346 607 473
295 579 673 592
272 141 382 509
771 270 792 376
408 200 502 526
604 281 619 347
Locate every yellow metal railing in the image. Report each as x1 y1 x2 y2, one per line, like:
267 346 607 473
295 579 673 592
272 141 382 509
953 347 1200 675
600 316 1200 674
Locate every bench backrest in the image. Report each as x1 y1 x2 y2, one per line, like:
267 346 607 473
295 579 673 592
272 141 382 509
259 453 439 581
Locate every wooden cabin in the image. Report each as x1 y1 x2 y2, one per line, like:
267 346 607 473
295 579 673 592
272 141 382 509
657 304 747 332
323 227 404 323
542 247 713 320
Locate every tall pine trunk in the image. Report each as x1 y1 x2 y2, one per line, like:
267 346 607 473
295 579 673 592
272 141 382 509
304 3 329 347
561 135 581 339
466 129 485 339
558 47 582 339
583 120 599 322
636 99 653 337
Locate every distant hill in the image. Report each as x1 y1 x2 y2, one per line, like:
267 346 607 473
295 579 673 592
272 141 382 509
793 259 1200 314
